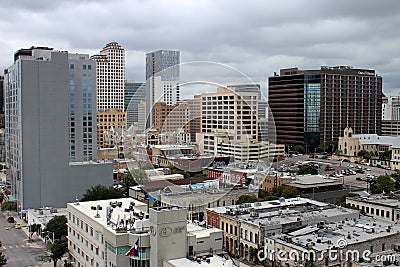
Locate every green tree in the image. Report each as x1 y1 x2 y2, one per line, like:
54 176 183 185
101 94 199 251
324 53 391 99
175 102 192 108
130 169 149 184
298 165 318 175
0 165 3 171
1 201 16 211
29 223 41 238
282 186 299 198
45 216 67 241
0 192 4 203
379 150 392 161
294 145 305 154
0 252 7 266
335 193 359 207
370 175 395 194
47 242 68 267
358 150 372 160
248 247 258 262
81 185 124 202
334 149 343 156
318 143 328 152
271 186 284 197
123 172 137 195
236 195 259 205
258 189 268 199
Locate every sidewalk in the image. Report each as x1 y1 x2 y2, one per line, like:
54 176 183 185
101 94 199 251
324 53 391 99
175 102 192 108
7 211 47 249
4 211 70 266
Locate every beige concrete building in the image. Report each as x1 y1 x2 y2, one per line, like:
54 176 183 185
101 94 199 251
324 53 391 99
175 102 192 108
339 127 400 170
196 85 283 162
269 216 400 267
97 109 126 147
207 198 359 263
67 198 223 267
346 195 400 222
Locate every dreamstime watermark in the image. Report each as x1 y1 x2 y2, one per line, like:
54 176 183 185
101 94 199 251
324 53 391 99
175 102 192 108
257 238 397 264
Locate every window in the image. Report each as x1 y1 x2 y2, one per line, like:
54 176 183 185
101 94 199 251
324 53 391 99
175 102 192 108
83 65 86 70
70 64 75 69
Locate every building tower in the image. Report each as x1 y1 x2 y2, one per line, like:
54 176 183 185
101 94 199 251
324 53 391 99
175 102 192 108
124 80 146 127
0 76 4 129
268 66 382 152
91 42 126 147
4 47 112 209
145 50 180 128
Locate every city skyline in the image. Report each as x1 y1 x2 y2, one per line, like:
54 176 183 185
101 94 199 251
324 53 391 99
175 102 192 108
0 0 399 96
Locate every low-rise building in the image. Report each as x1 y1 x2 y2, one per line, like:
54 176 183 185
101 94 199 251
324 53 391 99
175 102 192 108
27 207 68 241
339 127 400 170
67 198 223 267
346 195 400 222
288 174 343 194
207 197 359 263
268 217 400 267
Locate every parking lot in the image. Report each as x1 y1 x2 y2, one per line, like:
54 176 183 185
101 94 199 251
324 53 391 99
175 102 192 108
273 154 395 193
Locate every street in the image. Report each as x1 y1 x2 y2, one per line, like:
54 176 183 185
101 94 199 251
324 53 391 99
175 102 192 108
0 212 47 267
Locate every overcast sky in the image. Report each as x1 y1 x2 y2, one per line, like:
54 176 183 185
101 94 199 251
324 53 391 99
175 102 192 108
1 0 399 97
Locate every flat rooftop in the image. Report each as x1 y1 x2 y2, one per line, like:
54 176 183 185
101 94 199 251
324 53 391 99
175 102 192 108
289 175 342 188
347 195 400 208
165 255 233 267
67 198 149 234
187 223 222 239
276 216 400 252
207 197 328 214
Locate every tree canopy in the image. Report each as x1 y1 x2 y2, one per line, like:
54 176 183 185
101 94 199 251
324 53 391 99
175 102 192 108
294 145 305 154
335 193 359 207
0 252 7 266
81 184 124 201
130 169 149 184
370 175 395 194
298 165 318 175
1 201 16 211
282 186 299 198
46 215 67 240
358 150 372 160
47 242 68 267
236 195 259 204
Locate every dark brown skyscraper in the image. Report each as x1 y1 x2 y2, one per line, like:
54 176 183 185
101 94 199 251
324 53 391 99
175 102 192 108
268 66 382 152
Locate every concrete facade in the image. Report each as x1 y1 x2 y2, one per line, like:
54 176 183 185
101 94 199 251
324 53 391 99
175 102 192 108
4 47 112 209
346 195 400 222
146 50 180 128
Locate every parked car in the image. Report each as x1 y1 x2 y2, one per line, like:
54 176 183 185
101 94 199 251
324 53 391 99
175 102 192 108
14 223 21 229
325 165 334 171
7 217 14 223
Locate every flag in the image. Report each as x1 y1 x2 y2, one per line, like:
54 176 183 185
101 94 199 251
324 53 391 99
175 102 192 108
125 239 139 256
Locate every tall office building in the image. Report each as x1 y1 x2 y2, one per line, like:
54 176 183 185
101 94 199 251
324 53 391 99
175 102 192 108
124 80 146 126
4 47 112 209
268 66 382 151
194 85 286 162
145 50 180 127
382 95 400 136
91 42 125 110
91 42 126 147
0 76 4 129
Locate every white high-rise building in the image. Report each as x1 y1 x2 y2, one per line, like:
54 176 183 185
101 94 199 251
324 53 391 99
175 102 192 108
91 42 125 111
145 50 180 127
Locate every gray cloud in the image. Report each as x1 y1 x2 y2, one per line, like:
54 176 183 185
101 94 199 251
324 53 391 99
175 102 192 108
1 0 399 95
